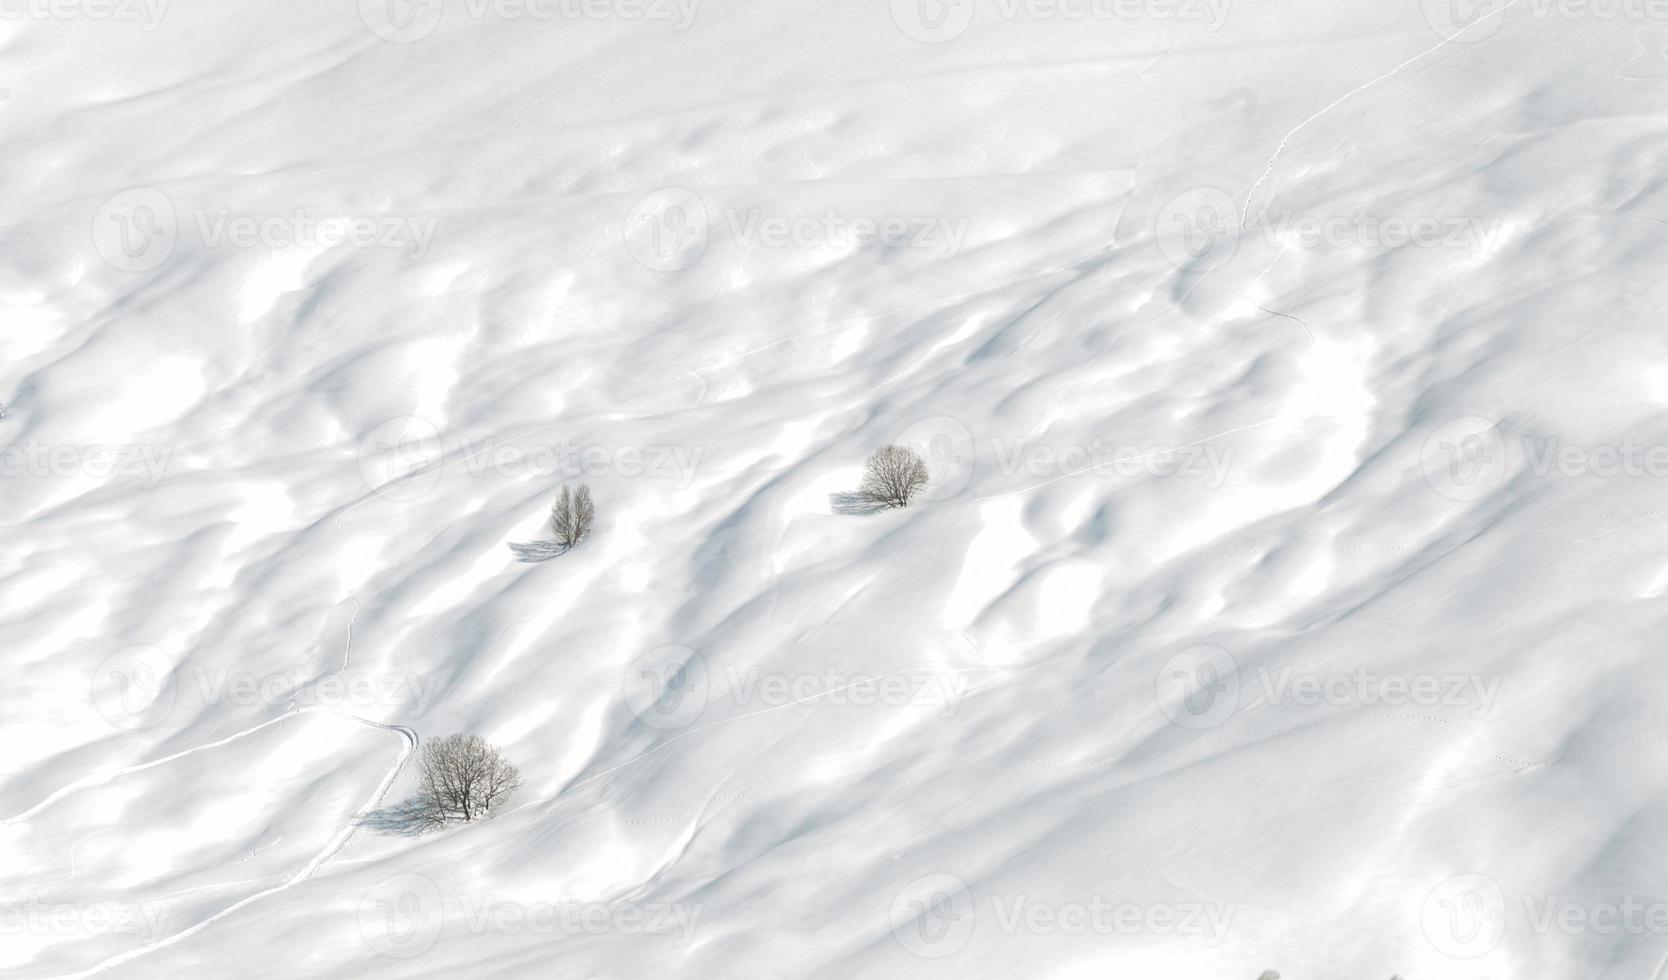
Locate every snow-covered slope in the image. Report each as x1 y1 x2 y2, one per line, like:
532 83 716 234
7 2 1668 977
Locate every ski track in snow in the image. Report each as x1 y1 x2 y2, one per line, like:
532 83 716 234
13 593 420 980
37 714 417 980
1240 0 1527 228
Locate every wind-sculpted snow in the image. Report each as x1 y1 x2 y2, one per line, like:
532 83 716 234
5 2 1668 978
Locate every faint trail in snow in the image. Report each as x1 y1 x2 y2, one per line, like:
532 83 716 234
1 713 304 827
1251 303 1316 346
1184 706 1668 773
337 595 360 671
1240 0 1525 228
528 631 1041 824
287 594 364 710
288 715 417 880
17 590 420 980
23 828 108 898
518 664 1014 818
41 714 418 980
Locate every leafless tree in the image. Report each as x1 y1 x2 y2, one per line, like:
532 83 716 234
405 733 522 826
509 484 595 562
859 445 929 508
550 484 595 550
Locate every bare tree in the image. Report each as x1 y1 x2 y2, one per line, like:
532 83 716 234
859 445 930 508
550 484 595 550
405 733 522 827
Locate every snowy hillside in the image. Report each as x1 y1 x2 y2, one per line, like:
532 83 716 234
7 1 1668 977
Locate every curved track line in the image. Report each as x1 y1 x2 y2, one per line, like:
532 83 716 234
21 594 420 979
41 713 417 980
1241 1 1525 228
2 712 304 827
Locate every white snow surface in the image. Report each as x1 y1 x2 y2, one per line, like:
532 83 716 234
6 2 1668 978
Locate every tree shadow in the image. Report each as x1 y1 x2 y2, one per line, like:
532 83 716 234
829 491 889 516
508 540 568 563
359 799 439 837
